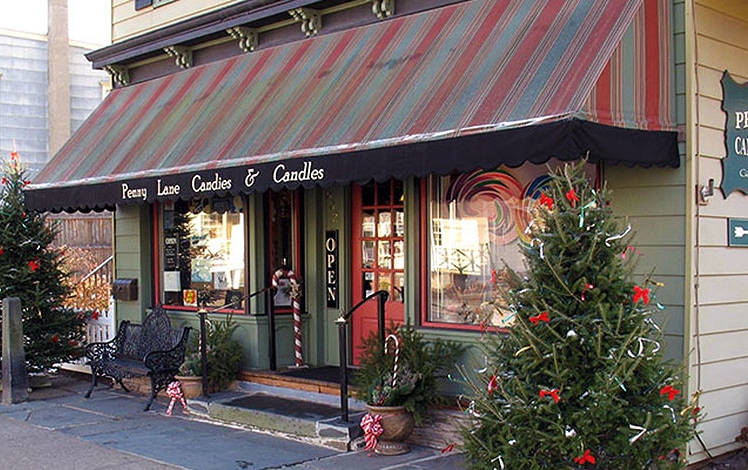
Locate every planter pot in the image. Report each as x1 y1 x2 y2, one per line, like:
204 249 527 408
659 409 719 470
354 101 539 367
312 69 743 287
365 404 416 455
174 376 204 399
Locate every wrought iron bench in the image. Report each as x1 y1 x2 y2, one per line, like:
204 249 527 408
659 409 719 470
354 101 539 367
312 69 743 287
83 306 191 411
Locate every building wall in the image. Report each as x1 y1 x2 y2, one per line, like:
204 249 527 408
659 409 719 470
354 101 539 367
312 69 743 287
687 0 748 460
112 0 243 42
0 30 109 175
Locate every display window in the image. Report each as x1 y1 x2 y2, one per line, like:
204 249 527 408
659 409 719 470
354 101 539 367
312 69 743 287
422 161 596 329
267 189 301 311
159 197 245 311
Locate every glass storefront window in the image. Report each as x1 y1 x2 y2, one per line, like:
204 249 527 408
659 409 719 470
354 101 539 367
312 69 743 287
161 197 245 310
426 162 595 328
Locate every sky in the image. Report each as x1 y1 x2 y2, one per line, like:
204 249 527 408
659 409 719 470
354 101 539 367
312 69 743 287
0 0 111 46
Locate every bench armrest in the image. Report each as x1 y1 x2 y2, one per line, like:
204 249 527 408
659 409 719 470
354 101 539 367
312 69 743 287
144 327 191 373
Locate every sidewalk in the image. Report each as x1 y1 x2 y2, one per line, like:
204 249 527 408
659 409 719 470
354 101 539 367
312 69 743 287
0 372 466 470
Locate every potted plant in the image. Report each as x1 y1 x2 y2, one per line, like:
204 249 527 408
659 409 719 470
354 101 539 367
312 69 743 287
176 314 243 397
354 324 464 455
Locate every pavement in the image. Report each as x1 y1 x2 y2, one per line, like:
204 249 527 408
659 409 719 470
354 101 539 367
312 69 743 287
0 372 466 470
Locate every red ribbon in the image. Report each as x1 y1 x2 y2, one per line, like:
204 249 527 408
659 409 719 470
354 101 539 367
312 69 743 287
660 385 680 401
633 285 650 305
166 381 189 416
566 188 580 207
441 443 455 454
529 311 550 324
360 413 384 451
539 388 560 403
487 375 498 395
539 193 554 210
581 283 594 301
573 449 596 464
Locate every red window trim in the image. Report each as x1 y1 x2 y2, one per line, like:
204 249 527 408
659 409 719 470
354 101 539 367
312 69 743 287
152 201 246 315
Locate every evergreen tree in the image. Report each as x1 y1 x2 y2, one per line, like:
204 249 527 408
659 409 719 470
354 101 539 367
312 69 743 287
0 150 84 372
460 161 698 469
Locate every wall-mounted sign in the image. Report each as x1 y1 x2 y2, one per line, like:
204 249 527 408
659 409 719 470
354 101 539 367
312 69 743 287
728 219 748 247
325 230 339 308
720 71 748 196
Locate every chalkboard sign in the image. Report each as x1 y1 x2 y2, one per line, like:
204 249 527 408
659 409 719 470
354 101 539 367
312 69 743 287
164 235 178 270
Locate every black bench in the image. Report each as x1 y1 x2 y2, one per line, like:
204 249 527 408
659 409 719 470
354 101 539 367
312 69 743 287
84 306 191 411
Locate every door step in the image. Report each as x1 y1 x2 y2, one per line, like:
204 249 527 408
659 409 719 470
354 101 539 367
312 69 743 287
188 380 365 451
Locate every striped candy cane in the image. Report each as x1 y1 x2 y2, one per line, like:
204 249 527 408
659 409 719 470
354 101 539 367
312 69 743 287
384 334 400 388
272 268 304 367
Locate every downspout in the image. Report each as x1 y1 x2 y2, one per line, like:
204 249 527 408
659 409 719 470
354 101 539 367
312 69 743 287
685 0 713 459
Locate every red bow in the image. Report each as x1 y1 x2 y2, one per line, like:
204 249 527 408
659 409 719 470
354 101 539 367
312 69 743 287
539 193 554 210
566 188 580 207
660 385 680 401
360 413 384 451
28 260 40 271
529 311 550 324
539 388 560 403
633 285 650 304
581 283 594 301
487 375 498 395
574 449 596 465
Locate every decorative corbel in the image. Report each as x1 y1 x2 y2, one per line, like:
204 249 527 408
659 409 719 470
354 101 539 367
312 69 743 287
104 64 130 87
372 0 395 19
289 8 321 37
226 26 259 53
164 45 193 69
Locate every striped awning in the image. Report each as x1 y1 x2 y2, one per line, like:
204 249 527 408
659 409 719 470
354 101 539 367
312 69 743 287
25 0 678 213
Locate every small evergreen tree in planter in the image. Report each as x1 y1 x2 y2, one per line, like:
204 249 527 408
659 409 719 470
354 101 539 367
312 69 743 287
178 314 243 395
354 324 464 455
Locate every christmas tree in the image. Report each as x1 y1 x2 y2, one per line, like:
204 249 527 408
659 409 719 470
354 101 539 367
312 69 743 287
460 161 698 469
0 150 84 372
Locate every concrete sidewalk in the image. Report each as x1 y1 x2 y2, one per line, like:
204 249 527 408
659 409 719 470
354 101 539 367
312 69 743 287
0 373 466 469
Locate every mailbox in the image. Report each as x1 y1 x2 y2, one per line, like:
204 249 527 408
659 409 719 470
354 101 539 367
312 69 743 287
112 278 138 301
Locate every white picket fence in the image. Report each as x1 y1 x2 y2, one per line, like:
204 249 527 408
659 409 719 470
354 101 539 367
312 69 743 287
85 296 116 343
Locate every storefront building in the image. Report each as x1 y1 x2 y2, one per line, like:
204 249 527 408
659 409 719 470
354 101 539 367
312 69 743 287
21 0 748 463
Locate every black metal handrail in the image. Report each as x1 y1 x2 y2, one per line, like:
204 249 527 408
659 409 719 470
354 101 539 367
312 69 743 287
336 289 389 423
195 286 275 396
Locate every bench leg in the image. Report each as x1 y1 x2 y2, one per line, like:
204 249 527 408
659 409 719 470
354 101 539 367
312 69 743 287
144 389 158 411
84 373 98 398
118 378 130 393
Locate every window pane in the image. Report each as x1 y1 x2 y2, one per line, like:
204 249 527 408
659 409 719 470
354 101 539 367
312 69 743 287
362 212 376 237
427 162 595 327
161 197 245 310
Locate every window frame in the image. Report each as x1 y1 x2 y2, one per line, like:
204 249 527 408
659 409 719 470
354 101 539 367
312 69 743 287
153 197 248 315
418 163 601 331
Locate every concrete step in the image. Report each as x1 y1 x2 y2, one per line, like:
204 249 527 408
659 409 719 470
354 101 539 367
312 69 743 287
187 381 366 451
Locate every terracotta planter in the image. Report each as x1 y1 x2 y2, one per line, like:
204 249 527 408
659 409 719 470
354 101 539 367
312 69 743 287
174 375 204 399
365 404 416 455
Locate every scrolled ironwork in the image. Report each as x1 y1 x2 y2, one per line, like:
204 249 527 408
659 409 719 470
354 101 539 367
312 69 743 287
83 306 191 411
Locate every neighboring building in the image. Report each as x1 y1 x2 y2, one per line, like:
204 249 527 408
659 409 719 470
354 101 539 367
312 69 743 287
0 1 112 276
21 0 748 463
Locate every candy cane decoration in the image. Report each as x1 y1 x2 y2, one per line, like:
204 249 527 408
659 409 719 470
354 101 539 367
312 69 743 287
165 381 189 416
384 333 400 388
272 268 303 367
360 413 384 450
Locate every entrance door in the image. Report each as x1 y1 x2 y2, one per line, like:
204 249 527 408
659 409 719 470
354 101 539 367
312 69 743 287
351 180 405 363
